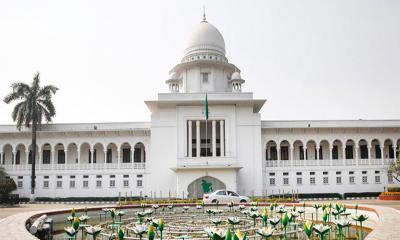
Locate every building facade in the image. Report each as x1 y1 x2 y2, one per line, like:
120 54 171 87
1 16 399 199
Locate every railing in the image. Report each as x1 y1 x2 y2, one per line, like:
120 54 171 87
265 158 394 168
177 157 237 167
1 162 146 171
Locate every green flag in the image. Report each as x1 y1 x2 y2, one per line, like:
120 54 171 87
204 93 209 120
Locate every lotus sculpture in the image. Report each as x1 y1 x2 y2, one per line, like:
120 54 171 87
233 229 248 240
131 224 147 240
303 220 313 239
152 204 160 214
256 226 274 240
353 214 368 239
281 212 290 239
147 224 155 240
249 211 259 227
227 201 234 212
260 208 268 226
313 224 330 240
268 217 280 229
239 204 246 210
211 218 222 227
227 216 241 231
85 225 102 240
312 203 321 221
334 219 351 240
64 226 77 239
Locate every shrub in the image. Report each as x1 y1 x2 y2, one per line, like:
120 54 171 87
0 167 17 203
343 192 381 199
387 187 400 192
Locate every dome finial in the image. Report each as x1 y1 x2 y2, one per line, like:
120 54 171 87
202 5 207 22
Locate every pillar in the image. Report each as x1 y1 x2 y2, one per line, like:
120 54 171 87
25 150 29 166
290 147 294 166
368 146 372 165
188 120 192 157
381 147 385 165
0 151 2 165
196 120 200 157
277 147 281 167
117 150 121 168
316 147 320 160
51 150 55 169
212 120 216 157
342 147 346 165
104 150 108 164
91 148 95 166
77 150 80 170
64 149 68 167
303 148 307 166
393 146 397 161
329 147 333 166
131 148 135 168
38 148 41 170
220 120 224 157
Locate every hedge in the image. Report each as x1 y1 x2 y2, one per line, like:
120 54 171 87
387 187 400 192
343 192 381 198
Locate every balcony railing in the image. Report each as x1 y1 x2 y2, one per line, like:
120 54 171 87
1 162 146 171
177 157 237 168
265 158 394 168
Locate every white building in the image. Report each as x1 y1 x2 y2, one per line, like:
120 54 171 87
1 16 399 199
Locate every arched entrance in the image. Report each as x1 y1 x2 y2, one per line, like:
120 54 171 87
187 176 226 199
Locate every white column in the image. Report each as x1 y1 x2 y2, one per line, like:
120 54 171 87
0 151 2 165
196 120 200 157
212 120 216 157
220 120 224 157
92 148 95 166
393 146 397 161
131 148 135 168
188 120 193 157
277 147 281 167
368 146 372 165
342 147 346 165
329 147 333 165
303 148 306 166
381 147 385 165
64 149 68 167
117 150 121 168
141 147 144 162
290 147 294 166
77 150 80 170
25 150 29 166
38 148 41 170
316 147 320 160
51 150 55 169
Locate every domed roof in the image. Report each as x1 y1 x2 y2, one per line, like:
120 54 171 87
184 19 226 57
231 71 242 80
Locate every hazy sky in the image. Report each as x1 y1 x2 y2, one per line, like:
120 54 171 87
0 0 399 124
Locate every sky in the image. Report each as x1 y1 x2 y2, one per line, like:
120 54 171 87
0 0 399 124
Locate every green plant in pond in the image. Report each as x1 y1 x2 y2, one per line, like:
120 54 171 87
233 229 248 240
313 224 330 240
353 214 368 240
256 226 274 240
85 225 102 240
282 212 290 240
303 220 313 239
118 227 124 240
158 218 164 240
225 228 232 240
147 224 155 240
71 208 76 218
322 209 329 225
260 208 268 226
72 217 80 231
313 203 321 221
334 219 350 240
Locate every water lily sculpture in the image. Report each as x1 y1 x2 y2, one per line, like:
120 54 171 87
137 211 147 223
211 218 222 227
183 206 190 212
289 211 299 223
227 216 241 232
152 204 160 214
167 204 174 210
64 226 77 239
227 201 234 212
239 205 246 210
249 211 259 227
85 225 102 240
132 224 147 240
297 208 305 220
303 220 313 239
313 224 330 240
313 203 322 221
145 209 154 216
116 210 125 222
353 214 368 240
268 217 280 229
256 226 274 240
334 219 350 240
79 214 90 224
206 209 213 217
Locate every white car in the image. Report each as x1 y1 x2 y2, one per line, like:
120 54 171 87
203 190 250 204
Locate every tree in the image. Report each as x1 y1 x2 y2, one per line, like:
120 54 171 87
0 167 17 203
388 149 400 183
3 72 58 202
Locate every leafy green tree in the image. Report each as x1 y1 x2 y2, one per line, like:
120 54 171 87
0 167 17 202
388 149 400 183
3 72 58 201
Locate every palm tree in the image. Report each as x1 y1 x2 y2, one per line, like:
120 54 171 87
3 72 58 202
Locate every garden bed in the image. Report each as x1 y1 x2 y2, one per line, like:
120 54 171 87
379 192 400 200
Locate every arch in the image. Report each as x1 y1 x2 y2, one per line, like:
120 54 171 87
106 142 118 163
134 142 146 163
93 143 105 164
383 139 395 159
54 143 65 164
358 139 369 159
187 176 226 199
15 144 26 165
279 140 290 160
120 142 132 163
345 139 356 160
293 140 305 160
266 140 277 160
306 140 317 160
2 144 13 165
80 142 91 164
332 139 343 160
371 138 381 159
66 143 78 164
41 143 52 164
319 140 330 160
